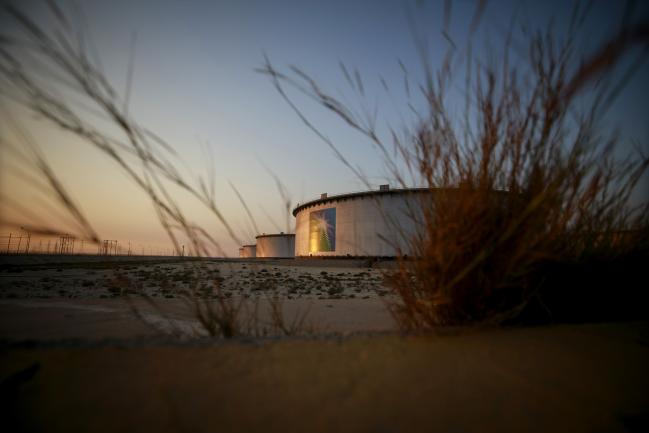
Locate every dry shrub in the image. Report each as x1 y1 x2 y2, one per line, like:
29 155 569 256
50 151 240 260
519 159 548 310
267 294 313 336
185 282 245 338
384 19 649 327
110 264 315 339
262 3 649 328
103 253 311 340
175 283 315 338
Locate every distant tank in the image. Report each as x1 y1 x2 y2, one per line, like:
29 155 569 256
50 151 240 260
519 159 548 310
255 233 295 258
239 244 256 258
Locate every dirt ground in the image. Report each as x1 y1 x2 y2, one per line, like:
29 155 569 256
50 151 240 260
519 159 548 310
1 322 648 433
0 255 394 339
0 297 395 340
1 255 648 432
0 255 389 302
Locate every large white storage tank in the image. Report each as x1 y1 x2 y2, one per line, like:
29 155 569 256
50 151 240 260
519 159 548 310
293 186 429 257
255 233 295 258
239 244 256 258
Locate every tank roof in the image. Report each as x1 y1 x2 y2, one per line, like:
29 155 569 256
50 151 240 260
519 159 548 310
255 233 296 239
292 187 430 216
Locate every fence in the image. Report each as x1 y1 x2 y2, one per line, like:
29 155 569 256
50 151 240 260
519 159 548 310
1 233 187 256
1 233 32 254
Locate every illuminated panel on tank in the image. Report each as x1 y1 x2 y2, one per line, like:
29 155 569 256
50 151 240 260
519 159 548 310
309 208 336 252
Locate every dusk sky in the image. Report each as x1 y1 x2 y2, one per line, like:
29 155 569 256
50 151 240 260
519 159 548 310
1 0 648 256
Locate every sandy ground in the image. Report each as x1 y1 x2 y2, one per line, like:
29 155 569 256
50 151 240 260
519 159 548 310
1 322 648 433
0 256 388 301
0 297 395 340
0 255 394 340
2 255 648 432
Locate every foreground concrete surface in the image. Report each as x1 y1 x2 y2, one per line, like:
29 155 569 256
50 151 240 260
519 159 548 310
2 322 648 433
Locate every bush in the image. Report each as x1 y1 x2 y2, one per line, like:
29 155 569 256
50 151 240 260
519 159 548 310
261 3 649 328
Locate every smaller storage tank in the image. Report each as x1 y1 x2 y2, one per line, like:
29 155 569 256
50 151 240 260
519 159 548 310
239 244 256 258
255 233 295 258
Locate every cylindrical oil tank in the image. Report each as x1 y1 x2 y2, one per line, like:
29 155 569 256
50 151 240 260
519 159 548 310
255 233 295 258
239 244 256 258
292 186 430 257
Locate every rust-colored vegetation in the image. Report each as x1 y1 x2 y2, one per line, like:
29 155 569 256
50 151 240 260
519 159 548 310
261 2 649 328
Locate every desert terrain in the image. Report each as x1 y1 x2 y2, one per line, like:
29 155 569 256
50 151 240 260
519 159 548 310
0 255 394 340
1 255 648 433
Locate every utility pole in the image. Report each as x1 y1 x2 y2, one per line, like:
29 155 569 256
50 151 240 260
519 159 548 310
20 227 31 254
57 234 74 254
100 240 118 256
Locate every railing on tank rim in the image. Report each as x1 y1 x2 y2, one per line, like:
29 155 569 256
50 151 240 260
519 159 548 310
293 185 430 211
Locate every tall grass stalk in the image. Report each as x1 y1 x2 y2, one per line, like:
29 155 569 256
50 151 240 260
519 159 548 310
0 1 307 338
0 2 238 257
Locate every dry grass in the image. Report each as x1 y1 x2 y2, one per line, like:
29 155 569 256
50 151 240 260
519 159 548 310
267 294 314 336
0 2 237 257
109 264 315 339
0 1 311 339
260 2 649 328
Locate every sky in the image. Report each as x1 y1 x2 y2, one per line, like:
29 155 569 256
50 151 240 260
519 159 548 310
1 0 648 256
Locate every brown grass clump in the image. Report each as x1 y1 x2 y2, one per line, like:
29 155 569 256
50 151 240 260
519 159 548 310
112 266 315 339
267 294 313 336
261 2 649 328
